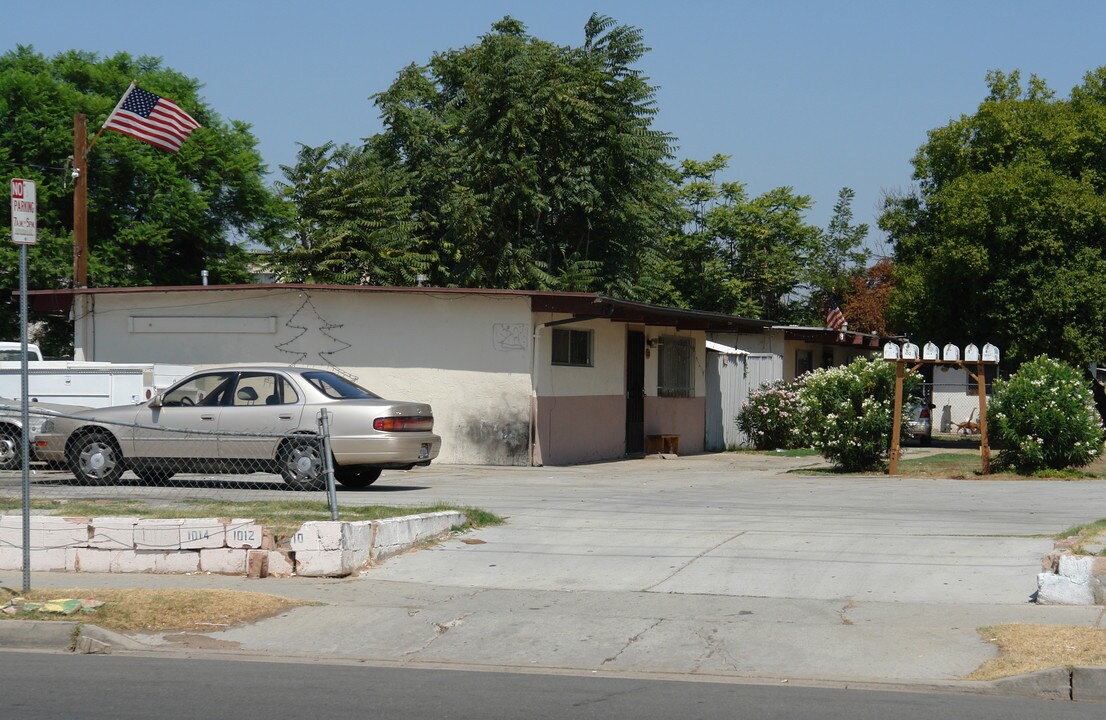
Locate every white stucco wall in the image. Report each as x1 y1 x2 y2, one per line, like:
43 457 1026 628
532 314 625 397
81 288 534 465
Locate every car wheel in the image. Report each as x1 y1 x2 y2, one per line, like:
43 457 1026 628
68 431 125 485
335 467 382 489
134 469 175 485
0 427 20 471
278 436 325 491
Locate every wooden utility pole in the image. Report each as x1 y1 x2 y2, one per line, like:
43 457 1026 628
888 361 905 474
73 113 88 288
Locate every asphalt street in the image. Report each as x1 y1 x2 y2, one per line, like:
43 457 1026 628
5 451 1106 690
6 652 1106 720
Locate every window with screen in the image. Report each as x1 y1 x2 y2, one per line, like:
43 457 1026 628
551 328 593 367
658 336 694 397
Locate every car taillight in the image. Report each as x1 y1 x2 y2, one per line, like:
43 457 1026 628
374 416 434 432
919 408 930 419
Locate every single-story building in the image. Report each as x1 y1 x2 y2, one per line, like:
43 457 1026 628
27 285 773 466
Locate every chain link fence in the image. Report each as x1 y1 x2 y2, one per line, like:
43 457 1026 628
0 401 340 507
925 381 993 443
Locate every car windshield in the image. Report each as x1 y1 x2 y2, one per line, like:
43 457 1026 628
301 371 380 400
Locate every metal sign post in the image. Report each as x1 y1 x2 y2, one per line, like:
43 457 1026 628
12 177 37 592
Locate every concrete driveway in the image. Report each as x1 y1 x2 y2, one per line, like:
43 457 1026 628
363 452 1091 603
17 451 1106 685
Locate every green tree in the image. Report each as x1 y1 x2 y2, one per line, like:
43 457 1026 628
265 142 429 285
658 154 822 320
881 68 1106 367
705 182 821 321
656 155 748 312
805 187 869 324
367 14 676 296
0 47 277 350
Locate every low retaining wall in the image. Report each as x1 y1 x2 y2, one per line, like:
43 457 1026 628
0 512 466 578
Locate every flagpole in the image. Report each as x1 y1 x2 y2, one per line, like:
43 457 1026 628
86 80 135 156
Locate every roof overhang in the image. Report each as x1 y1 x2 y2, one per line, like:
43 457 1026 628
20 285 774 334
776 325 902 349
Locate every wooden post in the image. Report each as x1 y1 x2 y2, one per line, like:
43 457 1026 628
889 360 904 475
72 114 88 288
976 360 991 475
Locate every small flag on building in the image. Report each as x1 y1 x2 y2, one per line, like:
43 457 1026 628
102 82 201 153
825 305 846 331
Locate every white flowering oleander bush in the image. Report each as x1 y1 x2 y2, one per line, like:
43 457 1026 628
989 356 1105 474
736 379 807 450
799 357 917 472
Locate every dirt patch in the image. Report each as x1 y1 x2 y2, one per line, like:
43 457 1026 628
968 624 1106 680
0 586 310 633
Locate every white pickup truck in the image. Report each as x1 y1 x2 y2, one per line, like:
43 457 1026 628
0 341 44 362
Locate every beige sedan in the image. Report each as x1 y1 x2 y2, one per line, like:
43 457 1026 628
33 366 441 490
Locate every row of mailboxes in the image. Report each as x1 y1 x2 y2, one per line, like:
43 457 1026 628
883 342 1000 363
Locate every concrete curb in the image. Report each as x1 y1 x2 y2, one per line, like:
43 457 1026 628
986 666 1106 702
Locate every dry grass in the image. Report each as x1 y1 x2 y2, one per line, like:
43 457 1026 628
967 624 1106 680
0 586 310 632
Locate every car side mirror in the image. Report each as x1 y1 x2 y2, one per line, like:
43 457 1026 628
148 393 164 409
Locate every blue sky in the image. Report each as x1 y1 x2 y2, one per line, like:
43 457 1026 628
6 1 1106 254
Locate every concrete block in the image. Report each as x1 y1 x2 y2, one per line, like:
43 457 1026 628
0 545 23 569
133 519 182 550
343 520 374 548
1036 572 1095 605
291 521 344 552
1041 549 1063 573
199 548 248 575
89 517 138 549
1092 576 1106 605
293 549 357 577
0 516 89 550
0 515 18 548
225 519 264 549
69 547 119 573
1093 557 1106 575
151 550 200 574
266 550 294 577
246 550 268 578
110 550 155 573
1072 666 1106 702
28 547 68 571
179 518 226 549
1058 554 1096 581
371 511 465 561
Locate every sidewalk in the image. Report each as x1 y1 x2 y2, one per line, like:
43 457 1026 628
4 453 1106 698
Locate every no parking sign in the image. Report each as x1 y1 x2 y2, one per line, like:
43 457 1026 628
10 178 36 244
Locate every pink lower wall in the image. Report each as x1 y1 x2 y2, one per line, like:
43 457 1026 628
532 394 705 465
532 395 624 466
645 396 705 454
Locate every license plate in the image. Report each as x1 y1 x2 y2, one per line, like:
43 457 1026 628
419 443 430 459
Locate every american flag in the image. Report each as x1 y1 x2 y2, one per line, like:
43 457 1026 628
102 83 201 152
825 306 846 331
